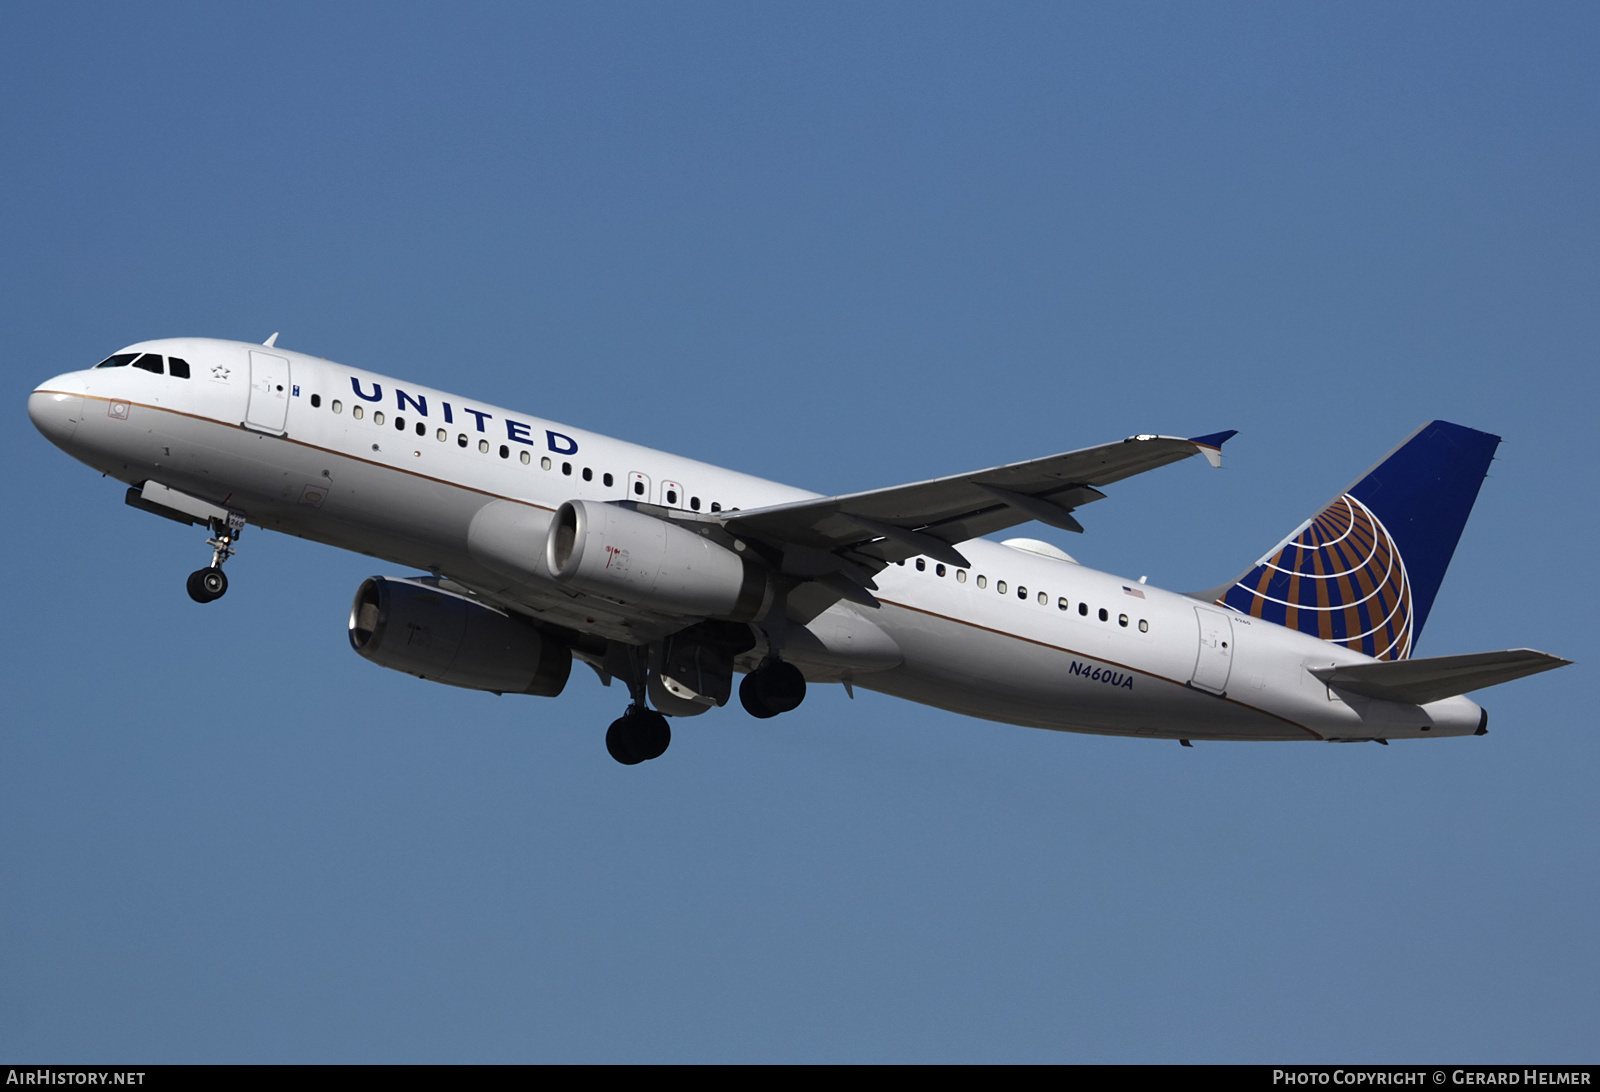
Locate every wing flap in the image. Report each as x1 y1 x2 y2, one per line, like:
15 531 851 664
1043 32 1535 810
1310 649 1572 705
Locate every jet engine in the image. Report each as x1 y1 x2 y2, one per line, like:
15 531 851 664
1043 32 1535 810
545 500 773 621
348 576 571 696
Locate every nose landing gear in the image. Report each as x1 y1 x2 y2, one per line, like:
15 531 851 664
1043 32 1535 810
186 517 242 604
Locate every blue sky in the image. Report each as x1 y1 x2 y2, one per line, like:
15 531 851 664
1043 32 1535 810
3 2 1595 1062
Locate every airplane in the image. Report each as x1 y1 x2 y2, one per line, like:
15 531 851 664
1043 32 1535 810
28 335 1570 764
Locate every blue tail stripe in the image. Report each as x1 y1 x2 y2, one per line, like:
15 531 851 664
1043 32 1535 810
1347 421 1499 638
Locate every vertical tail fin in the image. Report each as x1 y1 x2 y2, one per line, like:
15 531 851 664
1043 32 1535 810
1218 421 1500 660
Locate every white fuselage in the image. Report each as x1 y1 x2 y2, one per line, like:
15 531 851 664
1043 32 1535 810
29 338 1485 743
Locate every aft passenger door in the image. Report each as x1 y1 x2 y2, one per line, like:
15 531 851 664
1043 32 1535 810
1190 606 1234 695
245 351 291 434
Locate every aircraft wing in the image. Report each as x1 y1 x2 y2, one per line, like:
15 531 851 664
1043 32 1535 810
722 431 1236 572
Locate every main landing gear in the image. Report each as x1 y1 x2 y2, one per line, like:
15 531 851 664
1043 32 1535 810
606 704 672 766
602 643 674 766
599 632 807 766
186 517 241 604
739 658 807 719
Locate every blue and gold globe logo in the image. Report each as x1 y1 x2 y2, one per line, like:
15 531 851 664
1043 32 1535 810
1220 494 1414 661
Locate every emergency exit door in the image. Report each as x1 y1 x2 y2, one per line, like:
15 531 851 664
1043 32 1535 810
1190 606 1235 695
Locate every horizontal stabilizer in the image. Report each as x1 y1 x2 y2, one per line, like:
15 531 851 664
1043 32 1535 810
1309 649 1571 705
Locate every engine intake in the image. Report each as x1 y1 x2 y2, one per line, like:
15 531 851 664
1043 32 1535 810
546 500 773 621
348 576 570 696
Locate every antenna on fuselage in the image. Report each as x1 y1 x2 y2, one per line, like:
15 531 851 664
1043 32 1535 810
263 332 280 347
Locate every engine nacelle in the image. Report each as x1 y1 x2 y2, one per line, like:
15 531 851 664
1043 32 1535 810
545 500 773 621
348 576 571 696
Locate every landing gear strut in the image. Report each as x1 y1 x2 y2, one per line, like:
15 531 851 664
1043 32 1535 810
739 658 807 719
186 517 241 604
606 704 672 765
600 643 673 765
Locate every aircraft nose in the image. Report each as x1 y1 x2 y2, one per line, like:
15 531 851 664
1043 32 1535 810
29 387 85 447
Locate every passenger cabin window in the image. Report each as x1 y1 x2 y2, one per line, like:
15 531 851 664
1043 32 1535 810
132 354 163 374
415 422 425 436
915 559 926 571
710 502 721 512
168 358 192 379
582 467 593 482
633 480 645 496
95 354 138 369
1078 602 1088 616
395 416 405 430
690 497 701 511
977 575 987 589
1139 620 1149 633
562 462 572 476
458 434 468 447
478 439 490 453
1098 608 1109 622
436 429 447 442
541 457 552 470
352 406 364 420
499 445 509 459
1017 586 1027 599
1119 614 1129 627
997 581 1007 595
1058 597 1069 611
310 393 322 408
956 570 967 583
666 489 678 505
374 411 385 426
1038 591 1048 605
603 473 614 487
332 400 343 413
520 451 531 464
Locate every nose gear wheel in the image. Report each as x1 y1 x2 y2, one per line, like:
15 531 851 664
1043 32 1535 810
185 516 242 603
186 566 228 603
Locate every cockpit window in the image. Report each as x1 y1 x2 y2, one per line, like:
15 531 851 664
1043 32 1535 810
95 354 137 369
132 353 163 374
168 357 191 379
